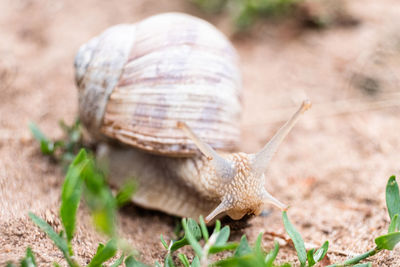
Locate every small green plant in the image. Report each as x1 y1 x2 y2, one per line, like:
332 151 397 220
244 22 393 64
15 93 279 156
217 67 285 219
6 149 138 267
282 175 400 267
22 123 400 266
189 0 301 29
157 176 400 266
29 119 86 167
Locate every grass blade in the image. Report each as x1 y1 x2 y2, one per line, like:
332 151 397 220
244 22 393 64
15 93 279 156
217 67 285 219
265 241 279 267
388 214 399 233
199 216 209 242
29 122 55 155
29 122 49 144
160 234 168 249
182 218 203 258
178 253 190 267
191 256 200 267
313 241 329 263
282 211 307 266
116 180 136 208
110 254 125 267
170 218 202 252
214 220 221 233
214 226 230 246
375 232 400 250
164 253 175 267
28 212 69 254
209 243 238 254
125 255 149 267
83 158 117 237
20 247 37 267
60 157 88 242
386 176 400 220
234 235 252 257
307 249 316 266
28 213 77 266
253 233 263 255
88 239 118 267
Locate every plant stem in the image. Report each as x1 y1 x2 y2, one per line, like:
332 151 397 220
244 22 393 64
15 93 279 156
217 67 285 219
327 247 380 266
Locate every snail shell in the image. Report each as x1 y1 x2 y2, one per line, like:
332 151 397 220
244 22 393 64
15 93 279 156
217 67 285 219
75 13 310 222
75 12 242 156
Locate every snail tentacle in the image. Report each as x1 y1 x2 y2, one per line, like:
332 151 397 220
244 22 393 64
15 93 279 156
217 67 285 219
178 121 236 181
252 100 311 177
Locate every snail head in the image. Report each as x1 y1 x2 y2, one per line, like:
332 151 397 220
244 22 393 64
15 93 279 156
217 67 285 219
178 100 311 223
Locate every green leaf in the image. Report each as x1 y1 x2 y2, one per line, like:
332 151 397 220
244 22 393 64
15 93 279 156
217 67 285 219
29 122 49 143
353 263 372 267
386 176 400 220
164 253 175 267
253 233 263 255
282 211 307 266
265 241 279 267
209 243 238 254
88 239 118 267
170 218 202 252
191 256 200 267
199 215 209 242
110 254 125 267
28 213 74 266
60 155 88 242
178 253 190 267
214 220 221 233
234 235 252 257
125 255 149 267
388 214 399 233
40 140 55 155
26 247 36 265
82 157 117 237
29 122 56 155
6 263 17 267
307 249 316 266
214 226 230 246
375 232 400 250
116 180 136 208
160 234 168 249
53 263 62 267
216 252 266 267
181 218 203 258
92 208 116 237
313 241 329 263
20 247 37 267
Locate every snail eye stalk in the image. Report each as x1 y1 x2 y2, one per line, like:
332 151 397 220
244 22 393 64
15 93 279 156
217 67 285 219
251 100 311 177
177 122 235 181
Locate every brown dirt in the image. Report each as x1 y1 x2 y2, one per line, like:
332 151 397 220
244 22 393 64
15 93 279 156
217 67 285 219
1 0 400 265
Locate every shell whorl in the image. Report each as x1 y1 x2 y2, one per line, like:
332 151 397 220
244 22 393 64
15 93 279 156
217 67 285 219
75 24 136 136
75 13 242 155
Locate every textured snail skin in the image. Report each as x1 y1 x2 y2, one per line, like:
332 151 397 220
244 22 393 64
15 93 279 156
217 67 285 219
100 145 265 221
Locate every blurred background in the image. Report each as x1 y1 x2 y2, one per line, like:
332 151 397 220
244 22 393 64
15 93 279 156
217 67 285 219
1 0 400 265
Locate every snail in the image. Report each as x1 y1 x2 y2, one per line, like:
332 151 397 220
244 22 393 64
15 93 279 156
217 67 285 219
75 13 311 223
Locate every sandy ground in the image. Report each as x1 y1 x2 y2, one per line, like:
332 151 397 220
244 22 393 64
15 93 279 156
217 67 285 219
1 0 400 265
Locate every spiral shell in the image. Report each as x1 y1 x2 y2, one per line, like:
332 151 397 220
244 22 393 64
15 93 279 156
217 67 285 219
75 13 242 156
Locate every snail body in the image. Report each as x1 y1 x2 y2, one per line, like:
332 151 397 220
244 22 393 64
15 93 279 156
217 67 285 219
75 13 310 222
